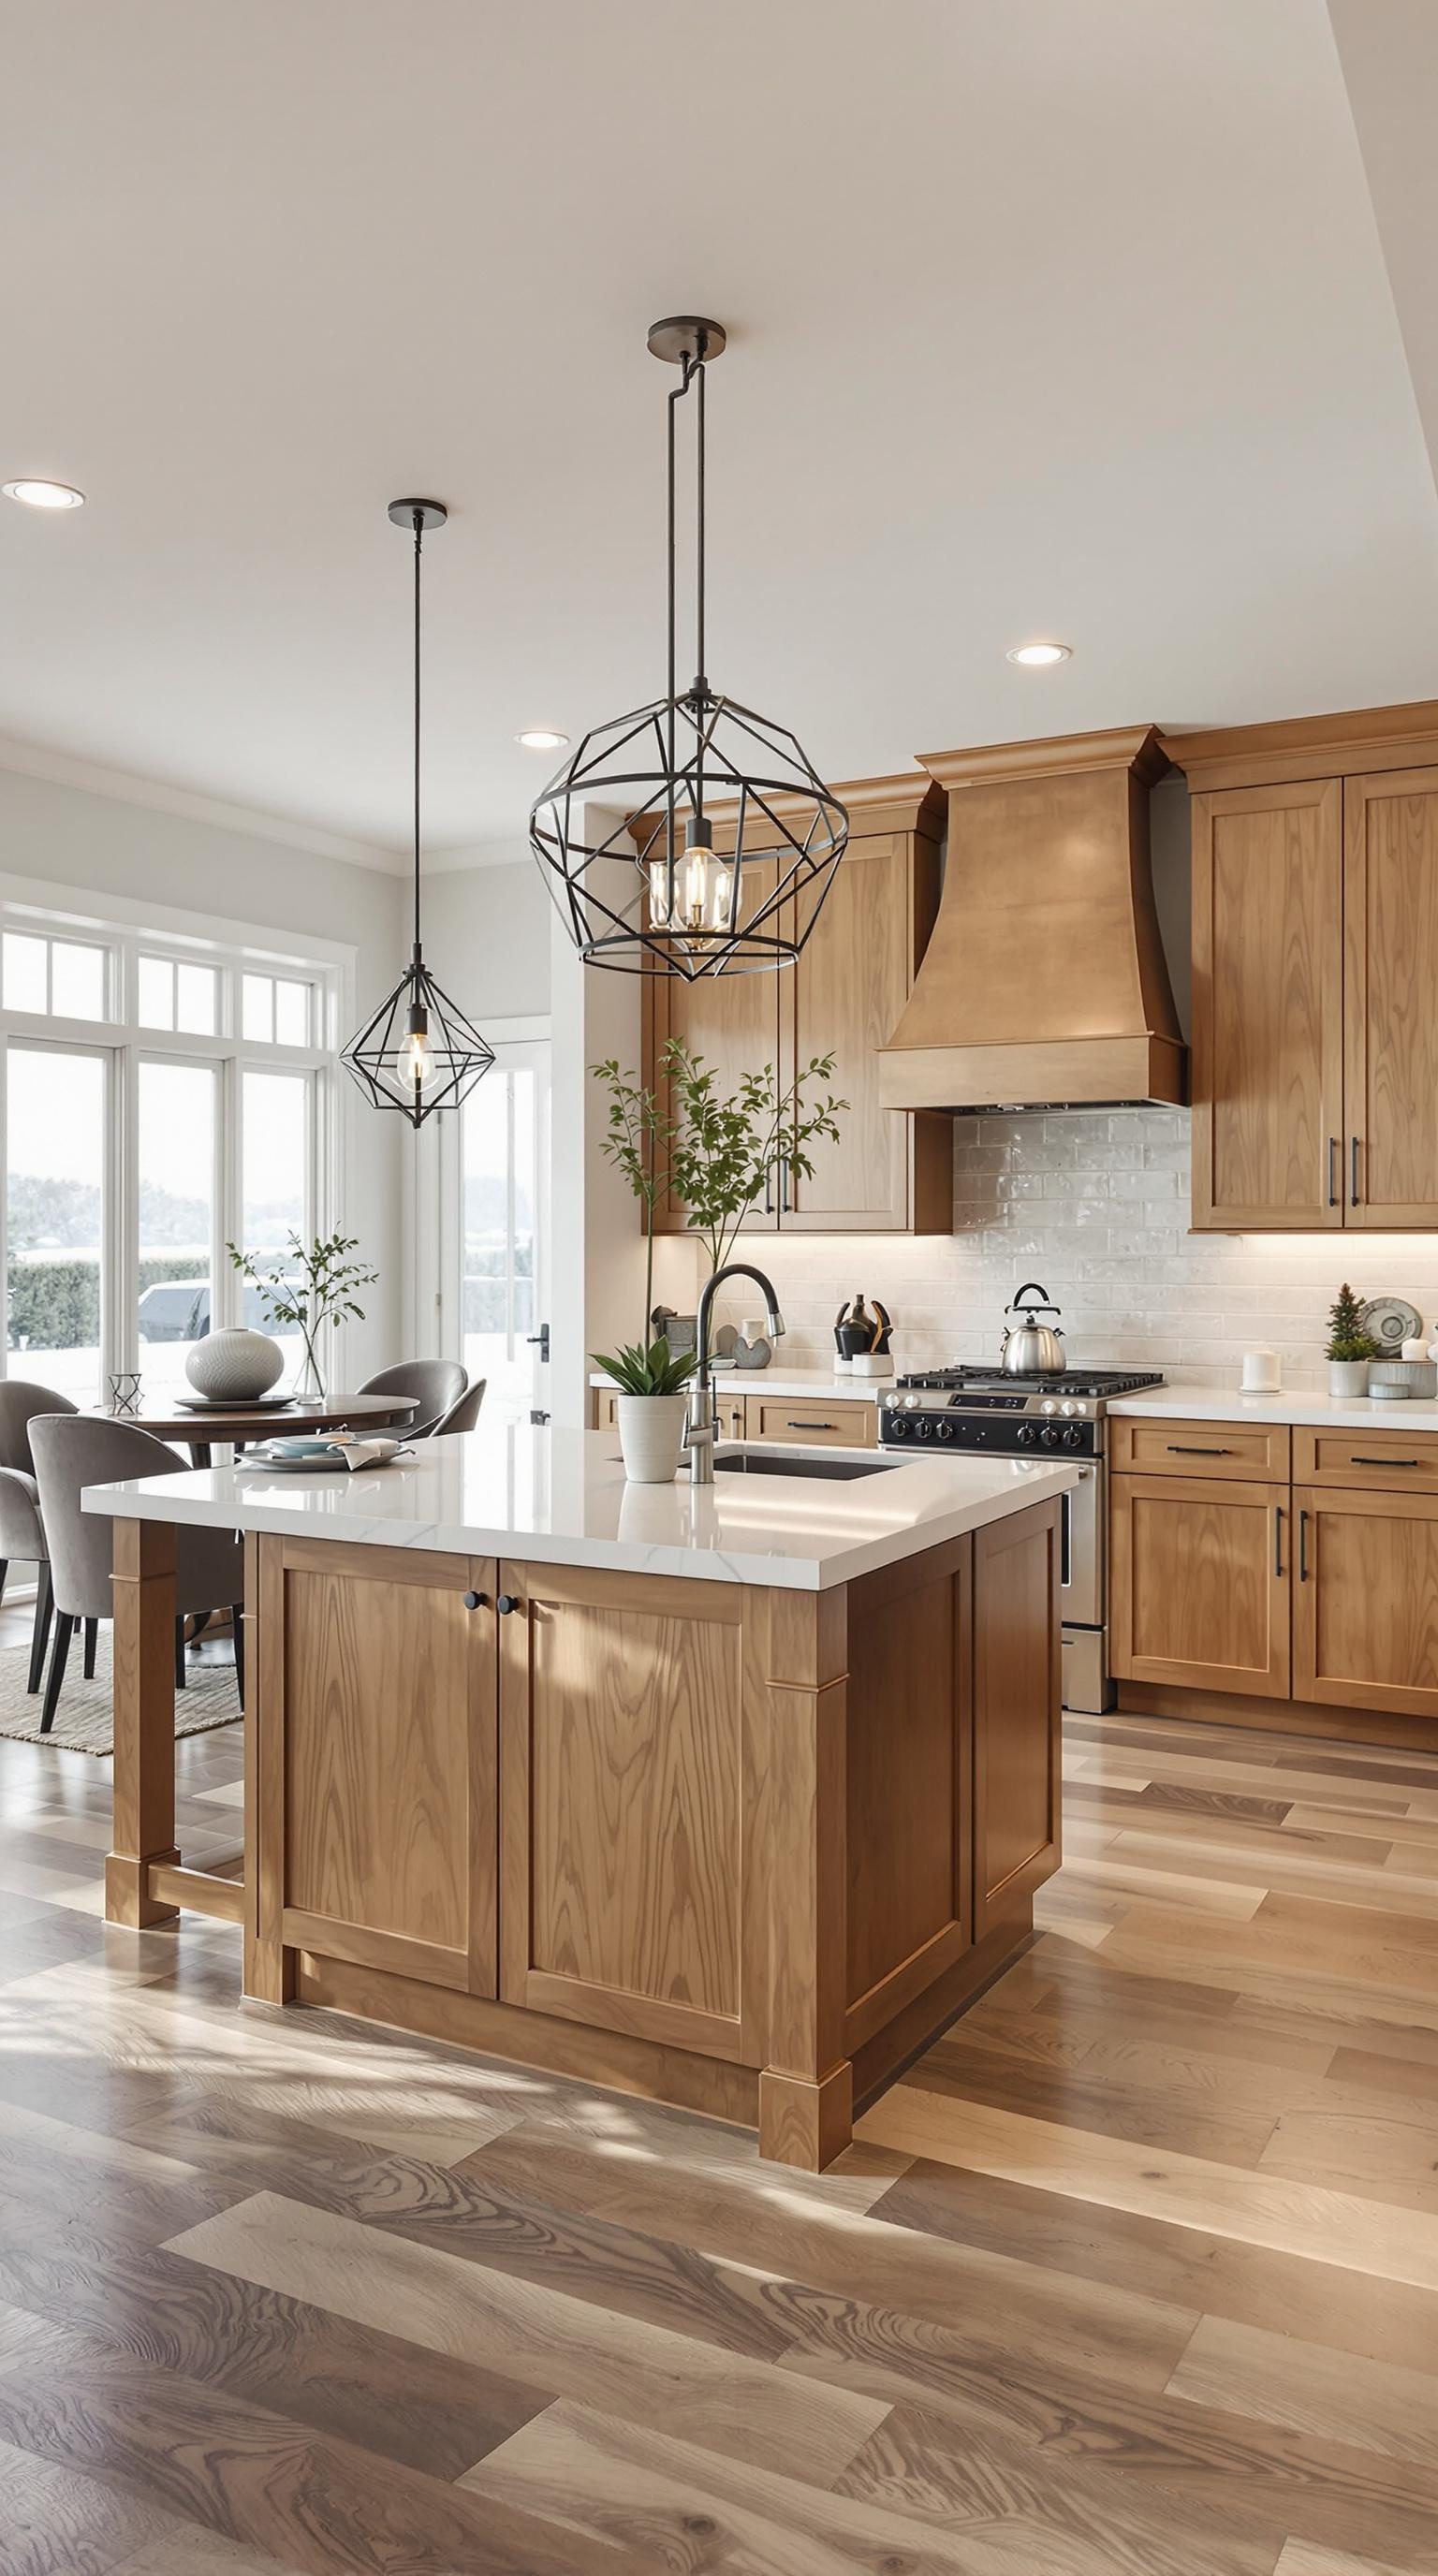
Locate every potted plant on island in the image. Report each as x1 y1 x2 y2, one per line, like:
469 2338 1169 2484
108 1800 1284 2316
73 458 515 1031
590 1041 846 1482
1327 1282 1378 1398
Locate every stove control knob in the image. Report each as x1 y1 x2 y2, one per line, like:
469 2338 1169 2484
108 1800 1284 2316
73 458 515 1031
912 1415 933 1441
1039 1423 1061 1448
887 1412 909 1439
1016 1422 1036 1446
1064 1423 1084 1448
935 1417 955 1441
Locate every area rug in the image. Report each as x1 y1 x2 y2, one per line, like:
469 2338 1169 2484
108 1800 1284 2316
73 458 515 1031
0 1628 242 1755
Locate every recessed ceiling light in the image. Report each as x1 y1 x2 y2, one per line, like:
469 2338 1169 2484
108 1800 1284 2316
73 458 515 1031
516 727 568 751
3 478 85 510
1005 640 1071 666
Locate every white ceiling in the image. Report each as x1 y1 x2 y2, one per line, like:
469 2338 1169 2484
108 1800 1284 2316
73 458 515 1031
3 0 1437 864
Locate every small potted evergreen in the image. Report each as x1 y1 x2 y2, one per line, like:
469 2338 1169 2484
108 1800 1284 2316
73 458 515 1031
1327 1283 1378 1398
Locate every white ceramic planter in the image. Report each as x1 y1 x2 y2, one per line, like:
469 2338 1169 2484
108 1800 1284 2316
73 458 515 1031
615 1392 688 1483
1328 1358 1372 1398
185 1327 285 1400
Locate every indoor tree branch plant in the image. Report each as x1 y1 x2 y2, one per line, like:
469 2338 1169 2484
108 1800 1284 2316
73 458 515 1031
590 1042 846 1482
227 1230 378 1401
1327 1281 1378 1398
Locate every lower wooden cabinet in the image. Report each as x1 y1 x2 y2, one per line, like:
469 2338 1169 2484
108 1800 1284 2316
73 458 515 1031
1108 1472 1290 1698
1293 1485 1438 1719
591 1386 876 1446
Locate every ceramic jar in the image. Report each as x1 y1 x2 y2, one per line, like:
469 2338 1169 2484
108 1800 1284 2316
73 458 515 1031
184 1327 285 1401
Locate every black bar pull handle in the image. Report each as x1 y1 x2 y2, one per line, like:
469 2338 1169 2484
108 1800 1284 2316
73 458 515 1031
1299 1509 1309 1582
1273 1504 1284 1578
1167 1443 1232 1456
1328 1136 1339 1208
788 1419 835 1431
1351 1135 1361 1207
1350 1456 1420 1468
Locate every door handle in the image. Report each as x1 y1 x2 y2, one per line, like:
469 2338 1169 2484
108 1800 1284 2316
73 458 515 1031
495 1593 520 1615
763 1164 774 1215
779 1154 791 1213
1167 1443 1232 1456
789 1419 835 1430
1299 1509 1309 1582
1328 1136 1339 1208
462 1589 488 1611
1273 1504 1284 1578
1351 1135 1361 1207
525 1323 550 1362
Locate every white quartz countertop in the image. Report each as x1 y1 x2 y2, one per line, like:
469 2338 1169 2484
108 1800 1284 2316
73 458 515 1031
591 1367 884 1405
1110 1382 1438 1433
81 1423 1078 1593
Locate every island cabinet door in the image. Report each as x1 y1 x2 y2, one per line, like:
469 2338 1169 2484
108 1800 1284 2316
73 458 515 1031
973 1501 1063 1944
1293 1486 1438 1720
257 1538 499 1998
496 1561 764 2065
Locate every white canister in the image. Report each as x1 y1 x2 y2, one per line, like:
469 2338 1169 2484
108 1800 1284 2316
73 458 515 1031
1240 1348 1281 1394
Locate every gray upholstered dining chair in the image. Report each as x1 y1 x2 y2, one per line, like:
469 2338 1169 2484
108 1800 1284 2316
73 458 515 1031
0 1379 79 1693
29 1414 245 1735
430 1377 486 1437
357 1358 467 1440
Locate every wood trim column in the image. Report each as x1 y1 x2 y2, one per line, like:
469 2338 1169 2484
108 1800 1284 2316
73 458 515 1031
759 1586 852 2168
105 1515 180 1927
245 1532 294 2002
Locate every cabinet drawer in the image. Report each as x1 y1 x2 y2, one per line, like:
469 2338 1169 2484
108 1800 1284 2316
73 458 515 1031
594 1387 745 1438
744 1395 876 1448
1108 1417 1290 1483
1293 1427 1438 1490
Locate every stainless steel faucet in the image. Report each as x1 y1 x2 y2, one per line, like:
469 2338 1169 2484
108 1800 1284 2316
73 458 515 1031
685 1262 785 1485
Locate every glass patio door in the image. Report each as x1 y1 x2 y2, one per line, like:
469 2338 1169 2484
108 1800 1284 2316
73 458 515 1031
4 1042 110 1405
457 1039 550 1421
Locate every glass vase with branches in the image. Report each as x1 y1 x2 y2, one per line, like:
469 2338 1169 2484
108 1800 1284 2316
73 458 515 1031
227 1229 378 1400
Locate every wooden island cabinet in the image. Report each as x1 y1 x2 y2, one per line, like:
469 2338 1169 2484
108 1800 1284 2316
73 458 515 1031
95 1432 1069 2170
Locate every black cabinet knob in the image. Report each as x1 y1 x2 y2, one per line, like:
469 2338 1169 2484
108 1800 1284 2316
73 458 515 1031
462 1590 487 1611
496 1593 520 1616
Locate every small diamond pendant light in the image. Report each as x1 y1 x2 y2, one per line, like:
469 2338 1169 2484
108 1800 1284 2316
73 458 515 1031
342 499 494 1124
529 317 847 978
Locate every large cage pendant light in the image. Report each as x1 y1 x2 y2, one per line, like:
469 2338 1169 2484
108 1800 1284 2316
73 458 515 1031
342 499 494 1125
529 317 847 978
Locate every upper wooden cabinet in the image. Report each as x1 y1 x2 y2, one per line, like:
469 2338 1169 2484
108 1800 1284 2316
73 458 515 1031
642 777 952 1237
1172 702 1438 1232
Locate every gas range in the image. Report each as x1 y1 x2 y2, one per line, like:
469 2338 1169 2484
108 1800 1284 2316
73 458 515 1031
877 1364 1166 1714
880 1366 1164 1458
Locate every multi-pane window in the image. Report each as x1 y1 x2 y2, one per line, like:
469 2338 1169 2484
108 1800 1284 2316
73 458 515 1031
0 901 338 1398
3 930 109 1020
242 972 311 1046
138 954 218 1034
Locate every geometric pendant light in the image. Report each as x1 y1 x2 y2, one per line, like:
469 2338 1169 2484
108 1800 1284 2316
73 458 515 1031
341 500 494 1124
529 319 848 978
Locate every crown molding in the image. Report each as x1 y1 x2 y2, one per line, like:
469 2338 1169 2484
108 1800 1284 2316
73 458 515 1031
1161 697 1438 790
0 732 406 873
919 724 1169 792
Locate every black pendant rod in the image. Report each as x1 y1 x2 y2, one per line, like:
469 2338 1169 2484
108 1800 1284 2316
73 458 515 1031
411 506 423 954
663 332 708 871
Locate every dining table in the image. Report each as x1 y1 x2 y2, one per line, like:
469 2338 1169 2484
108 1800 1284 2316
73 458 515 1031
82 1391 418 1469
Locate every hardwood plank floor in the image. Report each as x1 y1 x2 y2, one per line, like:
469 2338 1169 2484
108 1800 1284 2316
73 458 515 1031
3 1614 1438 2575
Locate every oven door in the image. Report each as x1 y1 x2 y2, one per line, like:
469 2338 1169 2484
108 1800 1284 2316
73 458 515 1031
1059 1461 1101 1627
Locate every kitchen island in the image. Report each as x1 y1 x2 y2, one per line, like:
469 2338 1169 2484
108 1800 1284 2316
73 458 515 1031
87 1427 1076 2168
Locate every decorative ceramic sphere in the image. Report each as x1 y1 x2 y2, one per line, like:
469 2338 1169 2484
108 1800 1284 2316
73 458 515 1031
184 1327 284 1401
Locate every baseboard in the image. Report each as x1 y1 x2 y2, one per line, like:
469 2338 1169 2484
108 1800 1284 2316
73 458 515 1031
1114 1680 1438 1753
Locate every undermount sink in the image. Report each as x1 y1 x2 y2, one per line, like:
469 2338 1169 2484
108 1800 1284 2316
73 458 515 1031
713 1448 902 1481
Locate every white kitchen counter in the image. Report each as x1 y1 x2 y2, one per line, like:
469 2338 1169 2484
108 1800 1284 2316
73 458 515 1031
590 1366 885 1405
1110 1381 1438 1433
82 1422 1078 1594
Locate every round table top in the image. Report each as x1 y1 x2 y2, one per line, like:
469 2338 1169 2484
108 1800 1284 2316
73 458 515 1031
83 1392 418 1444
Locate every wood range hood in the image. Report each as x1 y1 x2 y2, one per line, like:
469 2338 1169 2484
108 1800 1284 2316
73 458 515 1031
878 724 1187 1113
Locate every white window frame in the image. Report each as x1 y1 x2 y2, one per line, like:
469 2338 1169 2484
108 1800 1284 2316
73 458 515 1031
0 870 355 1391
409 1014 550 1381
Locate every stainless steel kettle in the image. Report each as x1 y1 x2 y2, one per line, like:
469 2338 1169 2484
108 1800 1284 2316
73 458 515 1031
1000 1281 1066 1377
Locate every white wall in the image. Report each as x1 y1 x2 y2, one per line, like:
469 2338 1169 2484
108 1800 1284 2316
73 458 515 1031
421 858 552 1021
0 765 408 1378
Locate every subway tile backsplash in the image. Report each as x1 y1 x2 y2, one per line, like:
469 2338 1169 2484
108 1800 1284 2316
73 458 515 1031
709 1111 1438 1387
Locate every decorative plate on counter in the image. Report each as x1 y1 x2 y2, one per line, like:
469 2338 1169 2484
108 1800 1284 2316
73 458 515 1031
1359 1295 1423 1353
